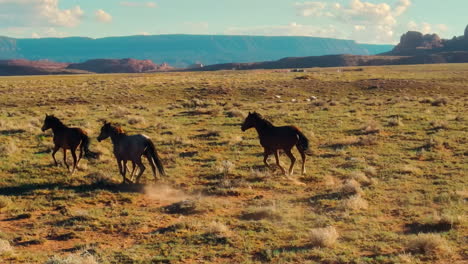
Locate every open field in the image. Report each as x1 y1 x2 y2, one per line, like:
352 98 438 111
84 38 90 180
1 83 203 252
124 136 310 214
0 64 467 263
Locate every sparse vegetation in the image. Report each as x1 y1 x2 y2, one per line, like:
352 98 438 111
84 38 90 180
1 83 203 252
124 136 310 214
0 64 466 263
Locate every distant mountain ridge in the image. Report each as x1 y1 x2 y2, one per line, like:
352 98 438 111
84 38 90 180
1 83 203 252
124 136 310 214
0 35 393 67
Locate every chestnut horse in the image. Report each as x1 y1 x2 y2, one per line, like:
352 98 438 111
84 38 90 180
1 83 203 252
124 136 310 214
41 114 97 174
241 112 312 176
97 122 165 184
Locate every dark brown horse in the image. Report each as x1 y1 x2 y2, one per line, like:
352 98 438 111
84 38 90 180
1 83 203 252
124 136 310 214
97 122 165 184
41 114 96 174
241 112 312 176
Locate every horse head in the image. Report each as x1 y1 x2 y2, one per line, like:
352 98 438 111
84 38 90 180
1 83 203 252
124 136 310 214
241 111 257 131
41 114 54 132
97 121 111 142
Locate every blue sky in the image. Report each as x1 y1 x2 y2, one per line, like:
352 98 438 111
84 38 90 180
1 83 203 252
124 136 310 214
0 0 466 44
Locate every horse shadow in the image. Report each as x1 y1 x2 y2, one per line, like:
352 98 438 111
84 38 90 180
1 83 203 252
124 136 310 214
0 182 147 197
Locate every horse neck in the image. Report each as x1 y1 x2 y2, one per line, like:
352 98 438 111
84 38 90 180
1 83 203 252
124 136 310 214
51 122 67 133
109 130 126 145
253 119 274 136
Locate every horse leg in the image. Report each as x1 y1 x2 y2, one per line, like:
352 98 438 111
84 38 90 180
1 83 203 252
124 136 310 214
274 150 286 175
129 162 137 182
122 160 131 183
135 158 146 184
263 149 273 171
52 145 60 166
77 143 84 163
70 147 78 175
299 149 307 175
284 148 296 176
117 159 126 184
63 149 70 172
145 152 157 181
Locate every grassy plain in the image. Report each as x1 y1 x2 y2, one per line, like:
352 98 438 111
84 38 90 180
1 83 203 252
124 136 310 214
0 64 467 263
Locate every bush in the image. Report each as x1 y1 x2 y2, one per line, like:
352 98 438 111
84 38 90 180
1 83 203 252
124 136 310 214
0 239 13 255
0 139 17 157
407 233 451 257
341 195 369 211
309 226 339 248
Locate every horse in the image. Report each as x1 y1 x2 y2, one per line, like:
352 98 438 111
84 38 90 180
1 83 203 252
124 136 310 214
97 121 165 184
41 114 97 174
241 112 312 176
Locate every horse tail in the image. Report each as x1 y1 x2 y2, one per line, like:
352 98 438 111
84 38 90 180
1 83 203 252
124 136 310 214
81 133 99 159
147 140 166 176
294 127 313 156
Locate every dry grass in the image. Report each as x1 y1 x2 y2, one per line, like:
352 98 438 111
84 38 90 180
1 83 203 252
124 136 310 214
407 233 452 258
205 221 231 237
127 115 146 125
0 196 11 210
341 195 369 211
431 97 448 106
361 120 382 134
0 239 13 255
341 179 363 195
241 206 282 221
45 251 98 264
216 160 235 176
309 226 339 248
388 116 404 127
225 108 246 118
400 164 423 175
0 64 466 263
0 139 17 157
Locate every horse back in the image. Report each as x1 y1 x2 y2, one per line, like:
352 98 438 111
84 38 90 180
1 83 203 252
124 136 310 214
53 127 85 149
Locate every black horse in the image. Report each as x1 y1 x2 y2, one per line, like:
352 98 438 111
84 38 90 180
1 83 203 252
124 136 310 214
241 112 312 175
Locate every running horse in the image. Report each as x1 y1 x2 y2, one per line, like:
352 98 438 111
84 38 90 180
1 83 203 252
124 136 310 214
97 121 166 184
41 114 97 174
241 112 312 176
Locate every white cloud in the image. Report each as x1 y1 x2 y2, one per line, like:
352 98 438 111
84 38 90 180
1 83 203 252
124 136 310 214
120 1 157 8
95 9 112 23
226 23 340 38
0 0 84 28
407 21 447 35
31 27 68 38
295 0 413 43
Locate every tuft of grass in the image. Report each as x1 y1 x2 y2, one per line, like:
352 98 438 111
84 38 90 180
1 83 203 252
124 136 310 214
363 166 378 177
0 239 13 255
431 97 448 106
341 179 362 195
45 251 99 264
0 139 17 157
341 195 369 211
127 116 146 125
430 120 448 130
407 233 452 257
241 206 282 221
309 226 339 248
225 109 246 118
361 120 382 134
205 222 231 237
216 160 235 176
388 116 404 126
400 165 423 175
0 196 12 210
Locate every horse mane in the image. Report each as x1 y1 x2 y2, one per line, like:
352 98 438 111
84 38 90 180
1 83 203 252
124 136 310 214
110 124 125 134
253 112 274 127
48 115 66 128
